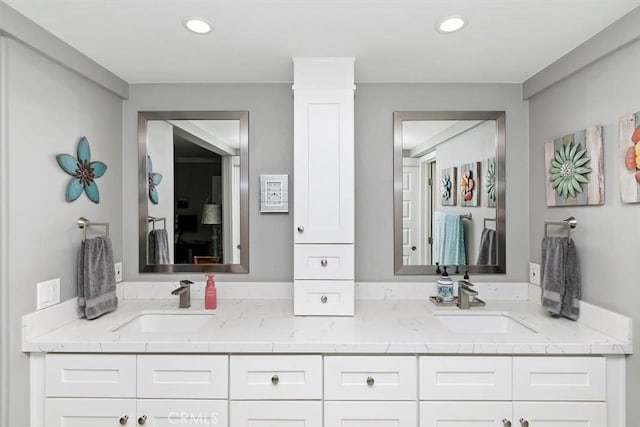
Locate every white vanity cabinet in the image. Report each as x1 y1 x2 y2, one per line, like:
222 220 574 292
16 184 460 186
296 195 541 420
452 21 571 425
293 57 355 316
43 354 229 427
419 356 608 427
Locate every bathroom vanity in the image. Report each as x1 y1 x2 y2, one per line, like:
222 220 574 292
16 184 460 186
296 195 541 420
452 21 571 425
23 285 631 427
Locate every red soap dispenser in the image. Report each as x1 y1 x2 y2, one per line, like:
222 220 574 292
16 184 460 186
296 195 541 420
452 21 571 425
205 273 217 310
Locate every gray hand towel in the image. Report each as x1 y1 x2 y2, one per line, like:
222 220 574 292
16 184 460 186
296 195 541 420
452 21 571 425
148 229 170 264
476 228 496 265
77 236 117 320
541 236 581 320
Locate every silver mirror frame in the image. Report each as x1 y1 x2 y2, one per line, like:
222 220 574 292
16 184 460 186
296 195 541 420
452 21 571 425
393 111 506 275
138 111 249 273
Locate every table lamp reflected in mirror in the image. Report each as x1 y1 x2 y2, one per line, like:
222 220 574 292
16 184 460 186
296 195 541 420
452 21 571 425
201 202 221 258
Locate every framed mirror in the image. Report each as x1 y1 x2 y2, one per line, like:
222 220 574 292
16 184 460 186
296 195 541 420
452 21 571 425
138 111 249 273
394 111 506 275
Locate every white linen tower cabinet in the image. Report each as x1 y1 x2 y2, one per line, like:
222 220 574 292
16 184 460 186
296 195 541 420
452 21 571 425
293 58 355 316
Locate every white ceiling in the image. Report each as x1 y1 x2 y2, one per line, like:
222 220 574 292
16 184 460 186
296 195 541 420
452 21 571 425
4 0 640 83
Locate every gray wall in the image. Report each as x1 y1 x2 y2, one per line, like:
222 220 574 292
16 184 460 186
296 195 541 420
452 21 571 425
125 82 529 283
528 38 640 423
3 38 123 426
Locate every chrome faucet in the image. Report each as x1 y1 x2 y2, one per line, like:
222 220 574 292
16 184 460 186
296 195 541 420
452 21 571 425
171 280 193 308
457 280 478 309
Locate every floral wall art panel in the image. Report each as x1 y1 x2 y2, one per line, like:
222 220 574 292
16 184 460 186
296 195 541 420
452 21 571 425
485 157 497 208
544 126 604 207
619 112 640 203
440 167 457 206
459 161 480 207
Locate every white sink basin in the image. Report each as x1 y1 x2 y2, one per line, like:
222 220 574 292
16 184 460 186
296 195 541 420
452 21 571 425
434 313 539 334
112 312 215 333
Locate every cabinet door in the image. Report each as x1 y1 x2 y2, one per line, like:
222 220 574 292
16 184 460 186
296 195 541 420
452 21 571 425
294 89 354 244
420 402 512 427
325 401 417 426
514 402 607 426
46 398 135 427
137 399 228 427
230 401 322 427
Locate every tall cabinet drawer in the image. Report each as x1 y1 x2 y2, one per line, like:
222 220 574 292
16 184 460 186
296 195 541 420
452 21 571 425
294 280 354 316
325 356 417 400
513 356 606 401
230 355 322 399
419 356 512 400
45 354 136 398
137 355 228 399
294 245 354 279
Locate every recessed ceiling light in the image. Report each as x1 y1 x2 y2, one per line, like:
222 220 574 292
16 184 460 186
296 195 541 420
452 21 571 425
182 17 213 35
436 16 467 34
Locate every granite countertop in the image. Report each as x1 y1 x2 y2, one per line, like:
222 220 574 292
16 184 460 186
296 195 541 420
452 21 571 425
22 298 631 354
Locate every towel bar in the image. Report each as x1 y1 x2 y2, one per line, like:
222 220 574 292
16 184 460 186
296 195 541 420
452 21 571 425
460 213 472 220
77 217 110 241
148 216 166 230
483 217 497 228
544 216 577 237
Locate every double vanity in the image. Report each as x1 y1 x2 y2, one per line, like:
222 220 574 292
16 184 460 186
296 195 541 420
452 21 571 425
23 283 631 427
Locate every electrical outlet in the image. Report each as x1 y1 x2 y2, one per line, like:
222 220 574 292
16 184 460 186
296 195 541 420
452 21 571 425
529 262 541 285
114 262 123 283
36 278 60 310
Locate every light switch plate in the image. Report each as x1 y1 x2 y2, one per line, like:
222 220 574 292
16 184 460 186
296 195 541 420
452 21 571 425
114 262 123 283
36 278 60 310
529 262 541 285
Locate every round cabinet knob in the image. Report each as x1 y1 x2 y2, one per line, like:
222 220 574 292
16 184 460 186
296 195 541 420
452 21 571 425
271 374 279 385
411 246 417 251
366 376 375 386
297 226 304 233
119 415 129 425
502 419 512 427
320 259 328 267
138 415 147 425
320 295 328 304
519 419 529 427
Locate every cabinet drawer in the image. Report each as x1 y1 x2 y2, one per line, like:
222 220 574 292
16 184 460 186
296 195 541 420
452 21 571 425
137 399 228 427
46 398 136 426
137 355 228 399
420 401 512 426
513 356 606 401
514 402 607 425
230 401 322 427
294 244 354 279
325 401 417 426
325 356 417 400
294 280 354 316
230 355 322 399
45 354 136 398
419 356 511 400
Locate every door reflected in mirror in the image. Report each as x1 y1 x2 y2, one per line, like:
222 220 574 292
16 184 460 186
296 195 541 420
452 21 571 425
394 111 505 275
139 111 249 273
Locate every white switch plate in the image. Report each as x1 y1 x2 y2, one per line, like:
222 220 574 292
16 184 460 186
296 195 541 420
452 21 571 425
114 262 123 283
529 262 541 285
36 278 60 310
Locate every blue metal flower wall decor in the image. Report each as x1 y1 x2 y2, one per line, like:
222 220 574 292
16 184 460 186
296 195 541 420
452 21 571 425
147 155 163 204
56 137 107 203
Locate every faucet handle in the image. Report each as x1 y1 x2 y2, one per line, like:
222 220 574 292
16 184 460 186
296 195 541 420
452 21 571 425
180 280 193 287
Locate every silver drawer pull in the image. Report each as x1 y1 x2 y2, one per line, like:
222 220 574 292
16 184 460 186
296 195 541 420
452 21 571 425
320 295 328 303
271 374 279 385
138 415 147 425
297 226 304 233
119 415 129 425
502 419 512 427
366 376 375 386
320 259 328 267
519 419 529 427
